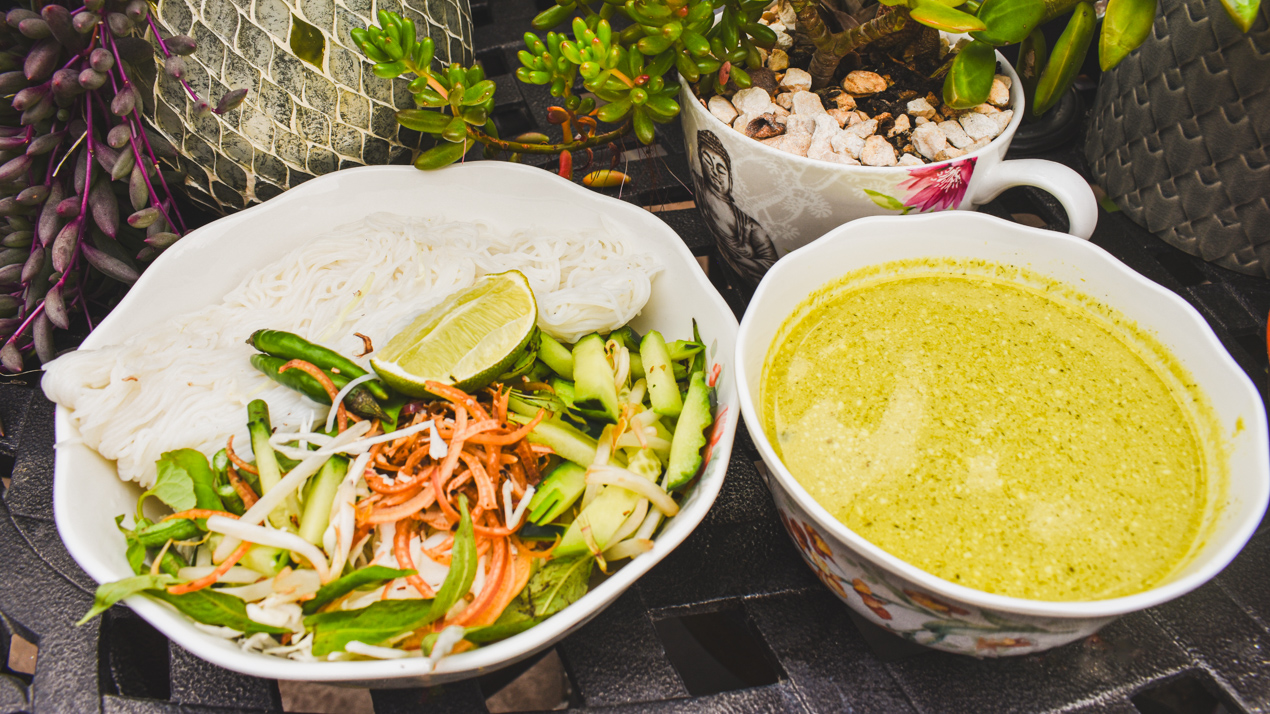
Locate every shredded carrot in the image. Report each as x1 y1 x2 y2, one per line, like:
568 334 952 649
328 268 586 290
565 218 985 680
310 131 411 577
162 509 239 522
514 440 541 484
432 407 468 524
226 465 259 509
166 541 251 595
468 541 535 627
424 381 492 421
465 409 545 445
367 487 438 525
394 520 434 598
279 359 348 432
225 435 258 476
458 450 498 511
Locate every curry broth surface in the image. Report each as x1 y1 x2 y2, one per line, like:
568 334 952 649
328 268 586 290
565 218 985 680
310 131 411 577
762 264 1209 601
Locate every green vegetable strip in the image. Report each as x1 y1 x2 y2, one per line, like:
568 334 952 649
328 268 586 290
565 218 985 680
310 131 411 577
247 400 299 530
537 332 574 379
241 545 288 577
303 565 417 615
429 497 478 621
299 456 347 545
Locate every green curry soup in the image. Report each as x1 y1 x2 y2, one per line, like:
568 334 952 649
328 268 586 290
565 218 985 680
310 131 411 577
762 260 1221 601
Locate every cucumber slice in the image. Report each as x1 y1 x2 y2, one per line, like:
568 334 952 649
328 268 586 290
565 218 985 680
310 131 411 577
572 333 619 423
538 333 574 380
640 330 683 419
527 462 587 525
665 370 712 490
556 480 644 558
511 412 625 468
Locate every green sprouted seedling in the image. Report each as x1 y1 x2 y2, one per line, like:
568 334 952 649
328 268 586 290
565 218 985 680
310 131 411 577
351 1 775 173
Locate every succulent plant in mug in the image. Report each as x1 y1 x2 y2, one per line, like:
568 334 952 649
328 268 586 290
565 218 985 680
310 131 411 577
0 0 246 372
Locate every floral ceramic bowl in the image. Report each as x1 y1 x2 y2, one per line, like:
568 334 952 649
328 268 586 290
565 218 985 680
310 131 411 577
679 52 1098 286
736 211 1269 656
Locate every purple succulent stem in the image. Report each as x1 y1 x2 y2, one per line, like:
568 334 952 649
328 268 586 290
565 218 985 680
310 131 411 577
101 29 187 235
144 15 201 103
5 304 44 351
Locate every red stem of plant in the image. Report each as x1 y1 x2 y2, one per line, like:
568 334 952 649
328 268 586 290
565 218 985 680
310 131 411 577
101 31 185 234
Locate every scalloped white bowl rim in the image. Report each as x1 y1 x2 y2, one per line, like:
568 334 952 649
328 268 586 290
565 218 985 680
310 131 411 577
52 163 740 684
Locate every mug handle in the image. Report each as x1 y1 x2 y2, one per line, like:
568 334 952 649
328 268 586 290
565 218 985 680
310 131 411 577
968 158 1098 240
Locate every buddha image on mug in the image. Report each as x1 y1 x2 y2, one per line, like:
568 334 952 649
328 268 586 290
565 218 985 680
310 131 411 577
692 130 778 285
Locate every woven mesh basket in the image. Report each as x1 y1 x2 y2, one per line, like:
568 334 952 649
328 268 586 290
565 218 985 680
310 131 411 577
1084 0 1270 276
140 0 473 213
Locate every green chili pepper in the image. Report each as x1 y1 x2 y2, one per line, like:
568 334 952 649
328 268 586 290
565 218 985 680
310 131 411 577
1033 1 1094 115
942 39 997 109
249 329 389 400
135 518 200 548
250 354 392 422
1099 0 1156 70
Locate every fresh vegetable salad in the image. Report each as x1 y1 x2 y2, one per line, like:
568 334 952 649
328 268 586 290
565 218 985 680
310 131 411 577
81 272 717 665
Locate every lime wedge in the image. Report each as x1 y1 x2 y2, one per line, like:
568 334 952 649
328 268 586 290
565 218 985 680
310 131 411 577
371 271 538 396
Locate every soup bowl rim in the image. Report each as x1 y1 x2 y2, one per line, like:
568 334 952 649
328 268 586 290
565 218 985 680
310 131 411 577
735 211 1270 619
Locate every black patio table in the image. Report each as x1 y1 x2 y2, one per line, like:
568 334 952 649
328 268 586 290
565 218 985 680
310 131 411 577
1 2 1268 712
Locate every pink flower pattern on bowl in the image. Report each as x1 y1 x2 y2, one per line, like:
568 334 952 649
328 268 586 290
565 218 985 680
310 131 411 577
900 158 977 212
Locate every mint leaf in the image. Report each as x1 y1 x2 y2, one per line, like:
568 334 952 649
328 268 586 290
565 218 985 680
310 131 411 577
158 449 224 512
302 566 417 615
150 589 288 635
77 574 176 625
115 514 148 575
307 599 435 656
528 556 592 618
147 454 198 513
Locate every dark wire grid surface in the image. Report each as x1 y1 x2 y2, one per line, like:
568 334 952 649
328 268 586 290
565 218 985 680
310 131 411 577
1 2 1269 712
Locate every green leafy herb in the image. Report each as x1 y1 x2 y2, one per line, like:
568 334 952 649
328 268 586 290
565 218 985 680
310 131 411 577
161 449 225 513
77 574 176 625
307 599 436 656
303 566 417 615
528 556 592 618
115 515 148 576
150 589 288 635
139 456 197 514
428 496 477 622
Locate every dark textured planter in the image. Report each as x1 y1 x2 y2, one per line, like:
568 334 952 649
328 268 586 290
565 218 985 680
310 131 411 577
145 0 473 213
1084 0 1270 276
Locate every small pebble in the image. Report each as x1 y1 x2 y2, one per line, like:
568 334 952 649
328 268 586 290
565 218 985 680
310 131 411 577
791 90 826 116
938 120 973 149
888 114 911 137
775 30 793 50
965 137 992 153
827 108 855 128
733 87 775 114
844 118 878 138
861 135 898 166
708 96 738 125
992 109 1013 134
911 123 947 160
775 92 794 110
959 112 997 141
768 48 790 72
906 97 937 121
833 93 857 110
934 147 967 162
989 75 1010 107
780 67 813 93
830 131 865 159
898 154 925 166
842 70 888 95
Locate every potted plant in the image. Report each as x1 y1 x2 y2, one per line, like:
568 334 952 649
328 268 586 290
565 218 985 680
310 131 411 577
1085 0 1267 277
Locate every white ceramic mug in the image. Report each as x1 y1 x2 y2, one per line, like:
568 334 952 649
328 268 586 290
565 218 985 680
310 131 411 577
679 53 1098 285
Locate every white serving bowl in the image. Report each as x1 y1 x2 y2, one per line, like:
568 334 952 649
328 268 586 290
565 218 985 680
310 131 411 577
52 163 740 685
735 211 1269 656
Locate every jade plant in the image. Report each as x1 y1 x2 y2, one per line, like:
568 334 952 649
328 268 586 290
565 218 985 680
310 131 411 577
0 0 246 372
360 0 1258 174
